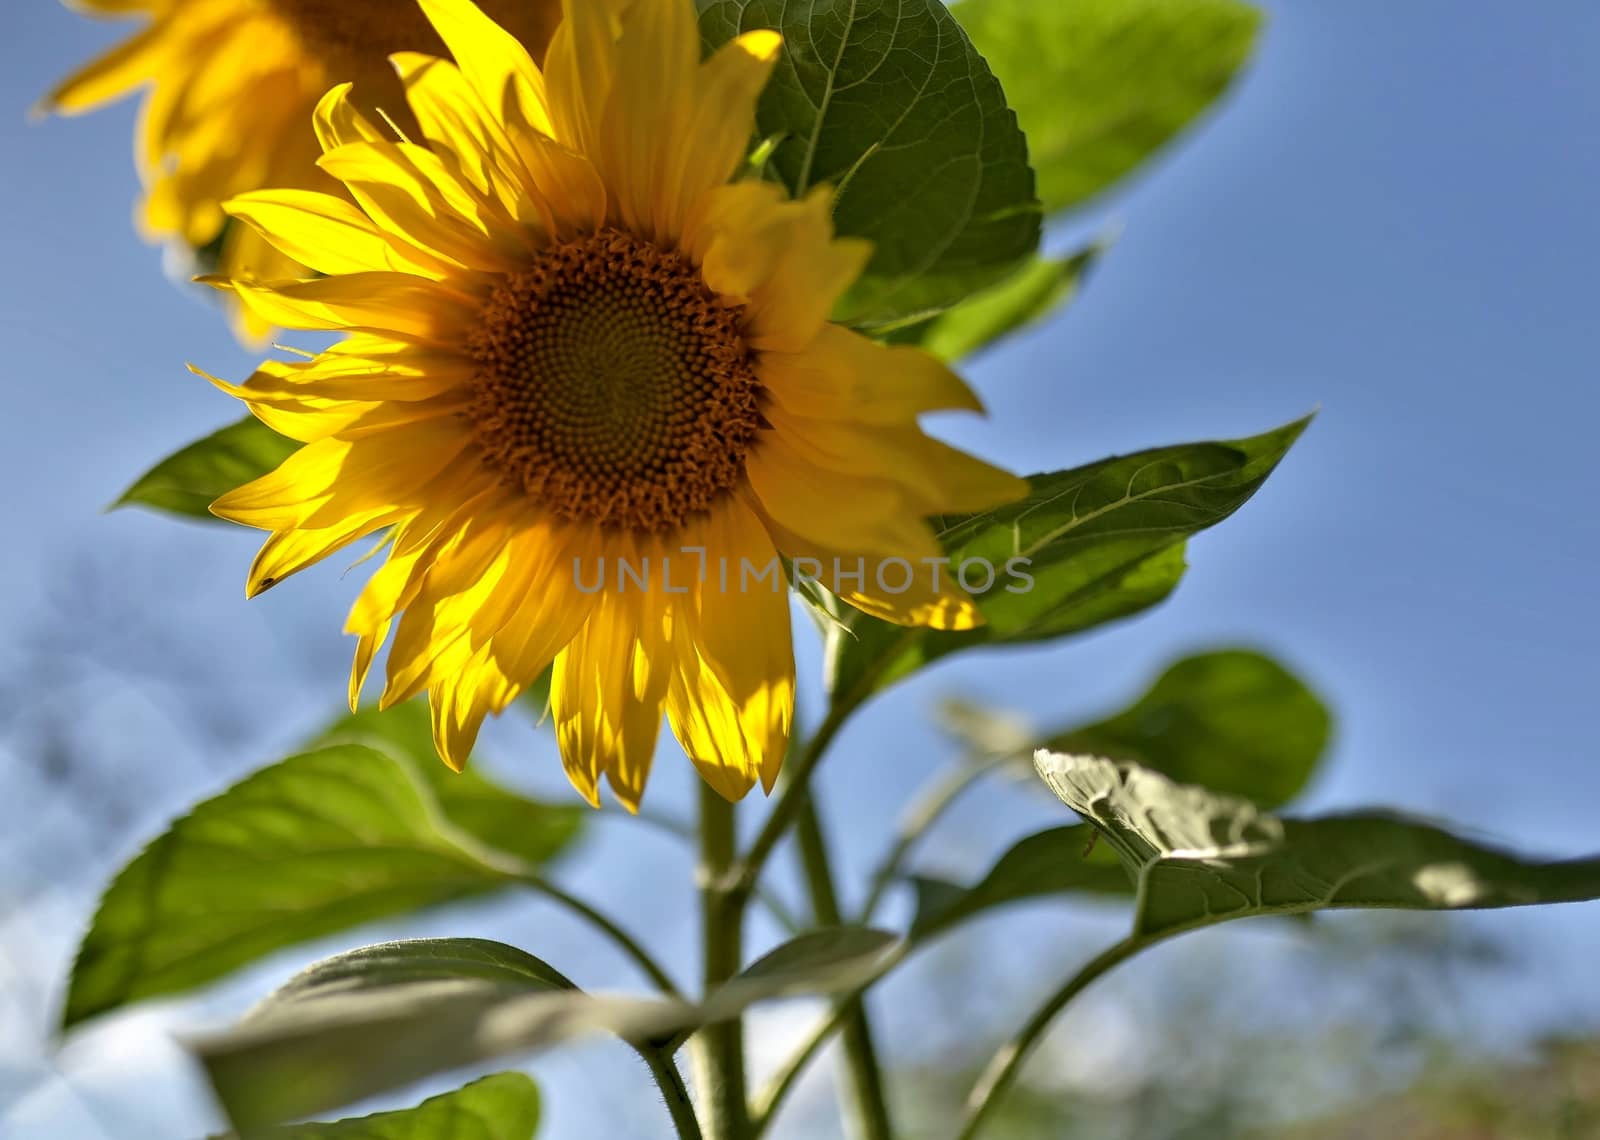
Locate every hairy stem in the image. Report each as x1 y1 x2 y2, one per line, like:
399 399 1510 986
696 783 750 1139
516 873 682 997
641 1045 705 1140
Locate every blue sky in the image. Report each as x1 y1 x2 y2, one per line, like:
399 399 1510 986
2 1 1598 1137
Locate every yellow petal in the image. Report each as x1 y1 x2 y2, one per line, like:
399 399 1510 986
764 404 1027 515
756 507 984 633
312 83 387 152
761 324 985 423
391 50 538 227
417 0 554 137
666 496 794 796
744 433 941 559
541 0 627 157
481 522 601 709
211 418 472 530
745 189 873 352
245 506 400 598
318 140 526 272
595 0 700 233
41 21 166 114
428 640 509 771
684 180 792 301
223 274 480 344
225 189 447 279
552 548 671 810
654 30 781 237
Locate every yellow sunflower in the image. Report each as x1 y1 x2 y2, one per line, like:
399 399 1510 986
201 0 1027 810
42 0 563 339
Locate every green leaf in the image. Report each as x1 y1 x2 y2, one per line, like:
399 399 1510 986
889 246 1100 362
909 825 1129 940
62 745 545 1030
710 927 899 1010
317 703 582 867
194 939 674 1131
700 0 1041 327
826 416 1310 702
214 1072 540 1140
955 0 1264 214
194 931 900 1129
113 416 296 522
1043 649 1332 808
1036 752 1600 943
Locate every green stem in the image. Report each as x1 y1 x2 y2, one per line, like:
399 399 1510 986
794 798 895 1140
622 807 805 933
954 938 1144 1140
516 873 681 997
641 1045 705 1140
696 783 750 1139
751 943 910 1138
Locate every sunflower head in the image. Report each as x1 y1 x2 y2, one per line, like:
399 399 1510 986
466 229 764 530
44 0 564 340
202 0 1028 810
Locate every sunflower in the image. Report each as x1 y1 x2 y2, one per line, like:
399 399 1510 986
42 0 563 339
201 0 1027 810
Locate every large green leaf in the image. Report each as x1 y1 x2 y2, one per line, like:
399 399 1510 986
318 703 581 867
955 0 1263 214
910 825 1128 940
711 927 899 1010
826 416 1310 702
62 742 579 1030
889 247 1100 362
700 0 1040 327
113 416 295 522
214 1072 541 1140
195 939 655 1131
1036 752 1600 943
911 651 1329 937
1044 649 1332 807
194 930 900 1129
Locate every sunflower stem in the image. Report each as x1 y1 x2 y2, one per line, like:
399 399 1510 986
696 782 750 1139
641 1044 705 1140
794 797 896 1140
514 872 683 997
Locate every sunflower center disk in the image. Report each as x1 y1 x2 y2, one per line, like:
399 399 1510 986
468 230 763 532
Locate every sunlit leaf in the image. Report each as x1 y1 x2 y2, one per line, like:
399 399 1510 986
319 703 581 867
212 1072 540 1140
1036 752 1600 942
113 416 296 522
889 247 1100 362
956 0 1263 214
909 826 1128 940
1047 649 1332 806
62 741 579 1029
709 927 900 1011
194 930 900 1129
701 0 1041 327
826 417 1310 702
195 939 668 1130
